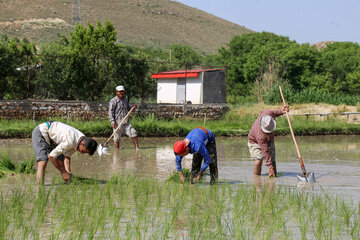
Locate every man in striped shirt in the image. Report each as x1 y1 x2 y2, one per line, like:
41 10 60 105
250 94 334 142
108 85 139 150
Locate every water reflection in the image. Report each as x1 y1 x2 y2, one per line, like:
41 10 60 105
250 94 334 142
0 135 359 202
252 175 275 194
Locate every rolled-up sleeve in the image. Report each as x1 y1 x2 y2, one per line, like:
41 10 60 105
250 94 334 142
108 99 116 124
175 156 183 171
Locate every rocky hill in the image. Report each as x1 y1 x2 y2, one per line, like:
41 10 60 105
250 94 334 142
0 0 254 53
311 41 336 50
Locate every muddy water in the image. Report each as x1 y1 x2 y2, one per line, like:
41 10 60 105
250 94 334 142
0 135 359 201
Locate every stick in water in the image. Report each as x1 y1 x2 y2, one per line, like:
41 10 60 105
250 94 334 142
279 86 308 182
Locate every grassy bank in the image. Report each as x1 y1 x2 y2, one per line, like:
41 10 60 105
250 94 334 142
0 174 359 239
0 104 359 138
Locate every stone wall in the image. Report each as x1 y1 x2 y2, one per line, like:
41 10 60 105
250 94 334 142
0 100 229 120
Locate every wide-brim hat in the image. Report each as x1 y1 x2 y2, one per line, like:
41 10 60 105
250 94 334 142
260 115 276 133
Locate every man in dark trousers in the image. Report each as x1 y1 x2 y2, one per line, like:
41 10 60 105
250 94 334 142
248 105 289 177
108 85 139 150
173 127 218 184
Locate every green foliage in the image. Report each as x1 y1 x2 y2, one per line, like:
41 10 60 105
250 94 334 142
170 44 202 68
0 36 38 99
279 43 321 90
166 168 191 183
71 176 102 185
227 95 256 105
219 32 296 97
0 152 16 175
1 26 360 104
0 174 359 238
133 115 190 136
313 42 360 95
2 107 359 138
0 152 35 177
220 33 360 104
35 21 158 102
38 21 121 101
264 84 360 106
16 158 36 174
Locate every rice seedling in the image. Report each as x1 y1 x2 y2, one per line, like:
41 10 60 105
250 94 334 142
0 152 36 177
0 152 16 176
0 172 359 239
16 158 36 174
166 168 192 183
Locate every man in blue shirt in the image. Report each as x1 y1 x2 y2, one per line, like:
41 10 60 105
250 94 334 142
173 127 218 184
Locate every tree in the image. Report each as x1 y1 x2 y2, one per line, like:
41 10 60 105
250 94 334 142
218 32 296 97
69 20 119 100
279 44 321 91
0 36 37 99
170 44 202 68
316 42 360 94
110 50 156 102
38 21 120 100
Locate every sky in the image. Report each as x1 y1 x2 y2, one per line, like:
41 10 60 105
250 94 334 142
175 0 360 45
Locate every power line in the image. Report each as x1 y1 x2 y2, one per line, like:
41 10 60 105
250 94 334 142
71 0 81 29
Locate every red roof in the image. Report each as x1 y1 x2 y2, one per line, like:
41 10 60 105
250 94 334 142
152 69 223 79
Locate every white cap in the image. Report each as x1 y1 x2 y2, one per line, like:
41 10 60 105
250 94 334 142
116 85 125 91
260 115 276 133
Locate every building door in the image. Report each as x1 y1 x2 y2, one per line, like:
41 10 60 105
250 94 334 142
176 78 186 103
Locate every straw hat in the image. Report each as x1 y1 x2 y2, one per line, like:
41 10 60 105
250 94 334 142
260 115 276 133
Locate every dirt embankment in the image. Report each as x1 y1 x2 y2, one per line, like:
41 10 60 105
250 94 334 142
289 103 359 124
235 103 360 124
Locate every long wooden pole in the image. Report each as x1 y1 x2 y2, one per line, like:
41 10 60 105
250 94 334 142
104 105 136 146
279 86 307 180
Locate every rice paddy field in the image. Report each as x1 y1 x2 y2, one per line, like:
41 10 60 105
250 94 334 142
1 174 360 239
0 135 360 239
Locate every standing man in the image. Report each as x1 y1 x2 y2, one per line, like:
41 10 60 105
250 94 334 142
248 105 289 177
32 121 98 184
108 85 139 150
173 127 218 184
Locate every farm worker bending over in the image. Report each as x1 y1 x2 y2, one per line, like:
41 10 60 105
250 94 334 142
108 85 139 150
173 127 218 184
32 121 98 184
248 105 289 177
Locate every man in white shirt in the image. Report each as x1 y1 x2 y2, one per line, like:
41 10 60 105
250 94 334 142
32 121 98 184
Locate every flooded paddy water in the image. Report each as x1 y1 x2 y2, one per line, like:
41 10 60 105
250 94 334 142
1 135 360 239
0 135 359 202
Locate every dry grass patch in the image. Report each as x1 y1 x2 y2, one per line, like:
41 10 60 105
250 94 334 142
231 103 360 124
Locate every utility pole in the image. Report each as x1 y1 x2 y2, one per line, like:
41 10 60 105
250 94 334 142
71 0 81 30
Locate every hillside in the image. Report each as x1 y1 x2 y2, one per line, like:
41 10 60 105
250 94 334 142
0 0 254 53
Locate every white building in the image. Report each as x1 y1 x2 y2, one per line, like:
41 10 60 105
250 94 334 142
152 69 226 104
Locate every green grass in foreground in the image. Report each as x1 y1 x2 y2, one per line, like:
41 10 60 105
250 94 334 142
0 152 35 177
0 174 359 239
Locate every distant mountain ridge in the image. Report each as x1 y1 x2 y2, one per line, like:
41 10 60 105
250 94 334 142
0 0 254 53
